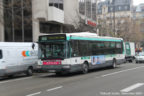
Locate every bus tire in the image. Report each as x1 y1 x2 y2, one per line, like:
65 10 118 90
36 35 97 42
136 61 138 64
8 75 14 78
26 67 33 76
82 63 89 74
56 72 63 76
111 59 117 68
128 60 133 63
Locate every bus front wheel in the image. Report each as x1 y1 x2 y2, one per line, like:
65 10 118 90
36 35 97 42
56 72 63 76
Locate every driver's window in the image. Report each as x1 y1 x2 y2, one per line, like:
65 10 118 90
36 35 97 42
45 45 51 57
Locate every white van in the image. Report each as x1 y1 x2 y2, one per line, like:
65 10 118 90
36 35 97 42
0 42 38 77
124 42 135 62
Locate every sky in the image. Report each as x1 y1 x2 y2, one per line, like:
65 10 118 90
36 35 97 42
133 0 144 5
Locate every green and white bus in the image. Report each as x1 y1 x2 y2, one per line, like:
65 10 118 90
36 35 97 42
37 32 125 74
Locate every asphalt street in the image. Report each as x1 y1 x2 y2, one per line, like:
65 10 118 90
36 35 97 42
0 63 144 96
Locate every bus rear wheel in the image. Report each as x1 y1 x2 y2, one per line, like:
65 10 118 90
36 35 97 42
82 63 89 74
111 60 117 68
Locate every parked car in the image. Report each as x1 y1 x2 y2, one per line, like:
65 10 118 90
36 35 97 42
135 52 144 63
0 42 38 77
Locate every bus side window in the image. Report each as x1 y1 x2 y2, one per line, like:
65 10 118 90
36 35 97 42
67 42 71 58
116 42 122 53
70 40 79 57
0 50 3 59
110 42 116 54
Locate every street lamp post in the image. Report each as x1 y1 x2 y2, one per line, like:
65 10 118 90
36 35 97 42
12 0 15 42
21 0 24 42
113 0 116 36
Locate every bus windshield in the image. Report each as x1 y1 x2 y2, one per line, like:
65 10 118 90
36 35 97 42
0 50 2 59
39 42 66 59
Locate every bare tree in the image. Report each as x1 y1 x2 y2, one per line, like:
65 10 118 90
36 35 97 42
1 0 32 42
115 17 143 42
64 10 97 33
98 16 143 43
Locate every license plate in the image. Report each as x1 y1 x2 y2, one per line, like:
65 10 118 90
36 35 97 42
49 70 56 72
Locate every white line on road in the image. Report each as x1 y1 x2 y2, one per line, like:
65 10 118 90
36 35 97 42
101 66 144 77
47 86 63 92
0 77 33 84
121 83 144 93
26 91 41 96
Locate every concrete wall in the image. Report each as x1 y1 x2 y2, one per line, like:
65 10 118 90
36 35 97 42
0 0 4 42
48 6 64 23
32 0 64 42
32 0 49 42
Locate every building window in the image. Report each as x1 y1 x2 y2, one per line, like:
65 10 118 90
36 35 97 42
79 0 85 15
49 0 64 10
92 0 96 20
119 6 121 11
86 0 92 18
125 6 128 10
3 0 32 42
111 7 113 11
40 22 61 33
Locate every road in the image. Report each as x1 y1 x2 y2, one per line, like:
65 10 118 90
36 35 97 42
0 63 144 96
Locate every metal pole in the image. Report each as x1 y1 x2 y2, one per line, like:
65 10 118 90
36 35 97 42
21 0 24 42
91 0 92 19
96 0 98 34
85 0 87 20
12 0 15 41
113 0 116 36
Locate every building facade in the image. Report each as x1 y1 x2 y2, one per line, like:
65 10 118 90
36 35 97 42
135 4 144 19
98 0 133 17
0 0 97 42
133 4 144 33
97 0 133 36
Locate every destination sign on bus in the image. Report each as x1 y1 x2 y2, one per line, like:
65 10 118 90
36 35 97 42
39 34 66 41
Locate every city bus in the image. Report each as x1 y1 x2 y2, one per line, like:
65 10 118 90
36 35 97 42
37 32 125 75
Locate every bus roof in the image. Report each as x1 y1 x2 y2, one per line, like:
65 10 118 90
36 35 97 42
39 32 123 42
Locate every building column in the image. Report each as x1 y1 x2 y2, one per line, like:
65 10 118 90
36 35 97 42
32 20 40 42
0 23 4 42
0 0 4 42
32 0 49 42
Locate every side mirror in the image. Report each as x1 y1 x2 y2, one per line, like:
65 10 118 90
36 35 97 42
32 43 35 49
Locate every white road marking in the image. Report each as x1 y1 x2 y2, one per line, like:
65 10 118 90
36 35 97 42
37 73 54 77
101 66 144 77
0 73 54 85
26 91 41 96
0 77 32 84
47 86 63 92
121 83 144 93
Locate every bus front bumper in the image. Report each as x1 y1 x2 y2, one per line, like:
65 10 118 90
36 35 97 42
37 64 82 73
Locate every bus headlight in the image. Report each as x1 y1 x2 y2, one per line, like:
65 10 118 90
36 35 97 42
38 60 43 65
